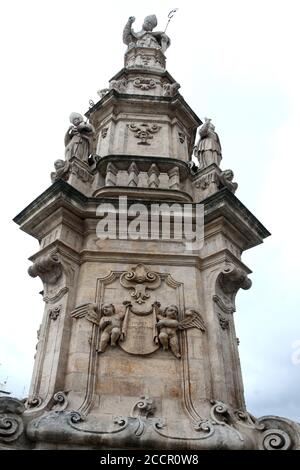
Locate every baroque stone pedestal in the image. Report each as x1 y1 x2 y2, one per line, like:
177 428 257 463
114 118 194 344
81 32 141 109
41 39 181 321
6 13 300 451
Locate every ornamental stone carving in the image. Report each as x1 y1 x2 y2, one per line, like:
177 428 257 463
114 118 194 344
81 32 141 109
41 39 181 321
178 131 185 143
97 88 110 99
218 265 252 294
128 122 161 145
109 78 128 93
97 303 125 353
157 306 206 358
51 159 70 183
133 77 157 91
218 169 238 194
0 397 25 445
162 82 181 97
120 264 161 304
48 305 61 321
28 251 62 285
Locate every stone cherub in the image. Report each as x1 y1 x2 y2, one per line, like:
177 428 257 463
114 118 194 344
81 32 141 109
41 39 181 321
64 112 94 163
162 82 181 97
218 169 238 194
97 303 125 353
51 159 70 183
157 305 206 359
123 15 170 53
194 118 222 169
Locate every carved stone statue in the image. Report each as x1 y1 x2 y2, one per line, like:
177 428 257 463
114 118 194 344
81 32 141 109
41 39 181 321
64 112 94 163
162 82 180 97
109 79 128 93
157 305 206 359
194 118 222 169
51 159 70 183
157 305 181 358
28 251 62 284
123 15 170 53
218 169 238 194
97 303 125 353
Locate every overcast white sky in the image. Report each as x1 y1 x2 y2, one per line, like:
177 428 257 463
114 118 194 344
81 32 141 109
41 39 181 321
0 0 299 421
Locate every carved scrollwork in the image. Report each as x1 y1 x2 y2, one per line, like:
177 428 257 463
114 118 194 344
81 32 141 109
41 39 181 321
259 429 291 450
51 391 68 411
131 396 156 437
120 264 161 304
0 397 25 443
257 416 300 450
28 251 62 285
212 294 235 314
131 396 155 418
43 287 69 303
234 410 265 431
69 411 85 424
25 395 43 409
128 123 161 145
218 264 252 294
133 77 157 91
210 401 244 441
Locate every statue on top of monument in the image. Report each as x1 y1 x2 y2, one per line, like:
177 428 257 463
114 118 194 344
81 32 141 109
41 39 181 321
64 112 94 163
123 15 171 53
194 118 222 170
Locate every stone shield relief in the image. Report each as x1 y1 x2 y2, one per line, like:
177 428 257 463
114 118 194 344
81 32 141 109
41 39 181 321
93 264 205 358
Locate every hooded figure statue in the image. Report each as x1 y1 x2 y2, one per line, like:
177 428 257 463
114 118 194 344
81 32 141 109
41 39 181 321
64 112 94 163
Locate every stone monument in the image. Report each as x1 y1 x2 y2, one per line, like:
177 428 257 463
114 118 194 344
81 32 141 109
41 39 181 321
3 14 299 450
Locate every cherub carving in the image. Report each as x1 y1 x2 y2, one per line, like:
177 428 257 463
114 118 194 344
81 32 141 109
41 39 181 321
51 159 70 183
157 305 206 359
162 82 181 97
157 304 181 358
97 303 125 353
218 169 238 194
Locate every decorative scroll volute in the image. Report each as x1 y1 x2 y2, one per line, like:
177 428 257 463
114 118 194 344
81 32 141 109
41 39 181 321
120 264 161 304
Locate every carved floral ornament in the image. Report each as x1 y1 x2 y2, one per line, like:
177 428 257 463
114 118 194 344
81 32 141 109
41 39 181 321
128 122 161 145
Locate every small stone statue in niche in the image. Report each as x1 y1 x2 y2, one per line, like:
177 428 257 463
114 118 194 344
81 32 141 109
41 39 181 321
97 303 125 353
194 118 222 169
123 15 170 53
64 112 94 163
157 305 206 359
51 159 70 183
